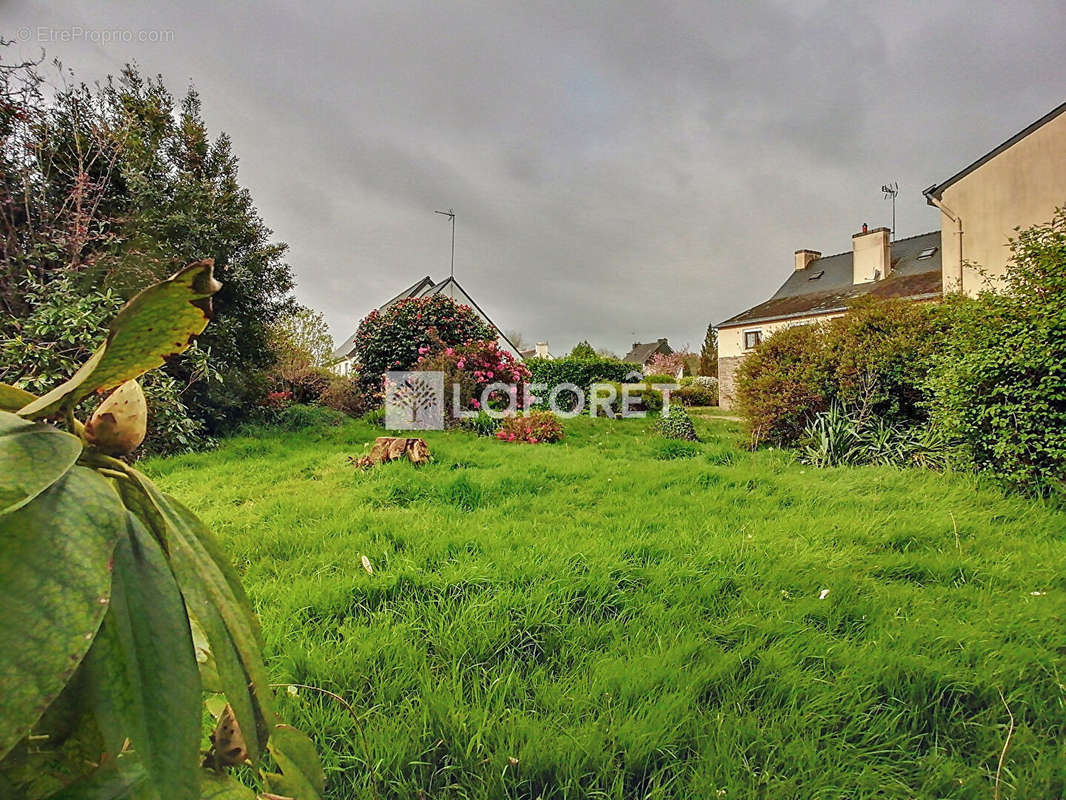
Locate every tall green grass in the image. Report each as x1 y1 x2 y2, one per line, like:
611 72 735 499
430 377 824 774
144 414 1066 799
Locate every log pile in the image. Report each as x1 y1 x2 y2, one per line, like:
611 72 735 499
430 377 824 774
351 437 432 469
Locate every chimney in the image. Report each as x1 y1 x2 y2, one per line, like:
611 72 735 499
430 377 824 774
535 342 549 358
794 249 821 271
851 226 891 284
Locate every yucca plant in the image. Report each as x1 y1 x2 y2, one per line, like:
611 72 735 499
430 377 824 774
0 261 324 799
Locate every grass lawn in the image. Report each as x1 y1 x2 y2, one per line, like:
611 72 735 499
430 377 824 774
144 412 1066 799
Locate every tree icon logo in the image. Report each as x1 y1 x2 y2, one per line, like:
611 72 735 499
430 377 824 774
384 371 444 430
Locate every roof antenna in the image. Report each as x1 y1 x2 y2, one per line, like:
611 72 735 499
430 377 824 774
434 208 455 298
881 182 899 241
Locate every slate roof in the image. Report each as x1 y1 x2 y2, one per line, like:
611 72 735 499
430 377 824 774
718 230 943 328
624 339 672 364
925 100 1066 201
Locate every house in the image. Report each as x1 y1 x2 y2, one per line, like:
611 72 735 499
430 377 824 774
717 100 1066 409
330 275 521 375
519 342 554 360
924 100 1066 295
624 338 672 369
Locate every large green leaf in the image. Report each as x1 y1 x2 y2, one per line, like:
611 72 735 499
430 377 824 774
18 261 221 418
267 724 325 797
47 755 150 800
0 383 37 412
199 770 256 800
0 411 82 516
0 467 125 759
119 470 270 762
83 512 202 800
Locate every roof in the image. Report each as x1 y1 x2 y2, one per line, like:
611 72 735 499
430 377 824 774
718 230 942 328
624 339 672 364
331 275 522 361
925 100 1066 201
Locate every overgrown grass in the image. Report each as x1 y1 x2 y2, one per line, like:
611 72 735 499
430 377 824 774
144 413 1066 799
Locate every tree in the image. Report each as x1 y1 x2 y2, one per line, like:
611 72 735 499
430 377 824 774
569 340 596 359
699 324 718 376
505 329 529 351
353 295 495 404
0 53 296 437
269 307 334 371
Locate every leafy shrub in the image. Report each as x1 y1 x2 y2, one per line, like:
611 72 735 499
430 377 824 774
643 373 678 385
676 381 718 407
735 323 832 446
656 407 700 441
352 295 495 404
318 374 367 416
0 272 213 456
526 356 636 411
417 338 532 420
592 382 664 416
460 410 503 437
927 210 1066 496
496 411 564 443
800 404 957 470
271 364 333 405
823 296 944 424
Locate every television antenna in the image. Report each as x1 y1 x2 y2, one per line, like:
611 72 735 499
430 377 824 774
881 182 899 241
434 209 455 297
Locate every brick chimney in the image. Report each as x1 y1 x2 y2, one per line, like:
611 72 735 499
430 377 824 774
851 226 891 284
795 249 821 271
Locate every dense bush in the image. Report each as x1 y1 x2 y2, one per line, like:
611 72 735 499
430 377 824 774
823 296 944 424
656 406 699 441
318 374 367 416
592 382 664 416
736 298 942 447
496 411 564 443
526 356 638 412
676 380 718 406
800 404 956 471
927 209 1066 496
352 295 495 404
735 323 832 446
0 273 212 455
417 338 531 421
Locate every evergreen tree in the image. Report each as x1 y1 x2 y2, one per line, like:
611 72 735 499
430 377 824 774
699 324 718 376
569 340 596 359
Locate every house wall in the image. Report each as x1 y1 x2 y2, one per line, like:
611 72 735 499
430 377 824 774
938 110 1066 294
717 311 844 409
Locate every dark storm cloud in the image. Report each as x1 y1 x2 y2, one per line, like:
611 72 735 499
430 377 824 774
5 0 1065 355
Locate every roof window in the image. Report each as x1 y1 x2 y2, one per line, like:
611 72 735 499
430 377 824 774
807 270 824 280
916 247 937 260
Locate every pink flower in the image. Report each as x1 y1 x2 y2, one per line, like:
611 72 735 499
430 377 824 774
445 347 454 356
471 399 481 409
487 371 494 378
457 358 466 369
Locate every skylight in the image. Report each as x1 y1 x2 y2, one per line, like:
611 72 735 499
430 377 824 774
807 270 824 280
916 247 938 260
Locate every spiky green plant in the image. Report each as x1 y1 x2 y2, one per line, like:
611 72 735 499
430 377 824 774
0 261 324 799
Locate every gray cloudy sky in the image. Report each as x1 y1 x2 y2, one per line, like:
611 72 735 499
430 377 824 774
5 1 1065 356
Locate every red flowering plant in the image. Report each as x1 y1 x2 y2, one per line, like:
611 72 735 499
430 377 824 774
416 335 533 423
263 390 293 409
352 295 495 405
496 411 564 444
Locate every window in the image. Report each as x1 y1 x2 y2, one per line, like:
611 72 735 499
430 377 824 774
807 270 824 280
744 330 762 349
917 247 937 260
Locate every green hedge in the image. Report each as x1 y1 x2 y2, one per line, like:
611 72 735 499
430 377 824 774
526 357 638 411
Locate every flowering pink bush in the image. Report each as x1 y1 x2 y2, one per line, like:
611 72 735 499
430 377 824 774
646 350 694 377
264 390 293 409
496 411 564 444
418 337 533 414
